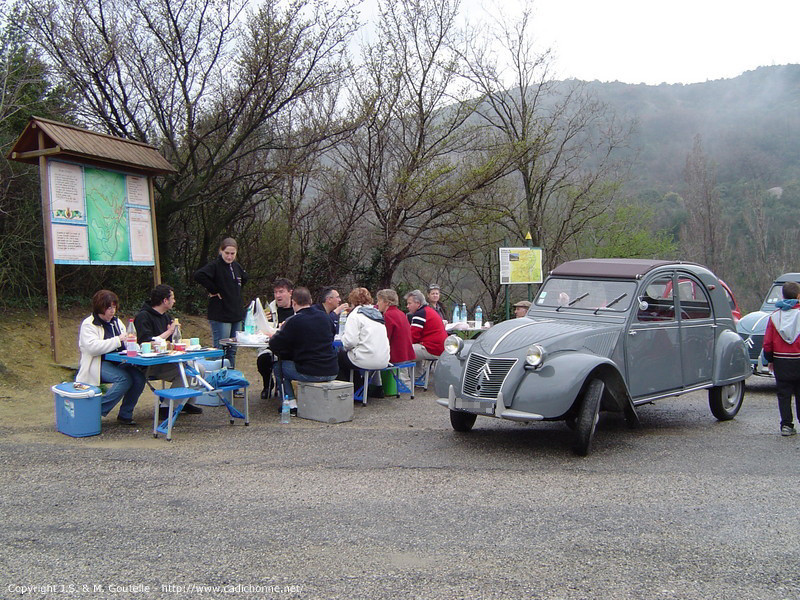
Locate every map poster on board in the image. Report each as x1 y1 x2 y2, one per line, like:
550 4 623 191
47 159 155 265
499 247 543 284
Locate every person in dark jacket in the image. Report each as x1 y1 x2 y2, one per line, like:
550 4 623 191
193 237 249 367
134 284 202 417
268 287 338 414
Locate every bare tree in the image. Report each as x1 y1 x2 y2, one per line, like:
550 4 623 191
460 4 630 272
681 134 728 274
22 0 359 276
330 0 512 288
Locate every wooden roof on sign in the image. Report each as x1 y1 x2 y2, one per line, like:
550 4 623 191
7 117 176 175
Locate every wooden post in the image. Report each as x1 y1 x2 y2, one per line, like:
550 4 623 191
38 129 60 363
148 177 161 286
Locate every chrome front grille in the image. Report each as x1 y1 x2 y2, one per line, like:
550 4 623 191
462 354 517 400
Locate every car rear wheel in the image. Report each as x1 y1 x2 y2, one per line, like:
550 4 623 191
708 381 745 420
450 410 477 432
573 378 604 456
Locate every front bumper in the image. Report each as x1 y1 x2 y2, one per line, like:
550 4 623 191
436 384 544 422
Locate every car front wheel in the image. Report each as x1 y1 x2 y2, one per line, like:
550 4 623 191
450 410 477 432
573 378 604 456
708 381 745 420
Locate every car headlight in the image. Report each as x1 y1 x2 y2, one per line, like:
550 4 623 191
444 334 463 355
525 344 547 367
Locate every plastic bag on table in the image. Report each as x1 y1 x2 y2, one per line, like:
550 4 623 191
253 298 277 336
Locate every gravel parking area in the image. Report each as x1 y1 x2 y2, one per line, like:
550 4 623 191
1 376 798 600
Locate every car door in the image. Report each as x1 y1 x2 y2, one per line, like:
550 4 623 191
625 272 683 399
676 274 715 387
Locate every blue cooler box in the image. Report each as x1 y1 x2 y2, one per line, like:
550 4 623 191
52 382 102 437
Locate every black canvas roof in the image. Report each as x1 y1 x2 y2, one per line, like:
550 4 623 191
550 259 676 279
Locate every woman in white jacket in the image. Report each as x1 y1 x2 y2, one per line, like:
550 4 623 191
337 288 390 394
76 290 146 425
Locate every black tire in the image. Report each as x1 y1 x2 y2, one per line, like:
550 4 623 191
708 381 745 420
573 378 604 456
450 410 477 432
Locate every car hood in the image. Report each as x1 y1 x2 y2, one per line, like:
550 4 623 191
737 310 771 335
471 316 621 356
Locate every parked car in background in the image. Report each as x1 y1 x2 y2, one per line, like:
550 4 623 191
737 272 800 375
434 259 751 455
720 280 742 323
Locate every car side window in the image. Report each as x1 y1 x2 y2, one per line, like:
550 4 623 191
677 276 712 320
638 276 675 322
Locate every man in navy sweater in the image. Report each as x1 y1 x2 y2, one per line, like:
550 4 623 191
268 287 338 413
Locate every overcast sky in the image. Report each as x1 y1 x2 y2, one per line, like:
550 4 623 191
526 0 800 84
355 0 800 86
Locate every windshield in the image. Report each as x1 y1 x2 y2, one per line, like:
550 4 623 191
761 284 786 312
535 277 637 312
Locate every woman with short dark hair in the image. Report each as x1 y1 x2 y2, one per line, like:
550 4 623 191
76 290 146 426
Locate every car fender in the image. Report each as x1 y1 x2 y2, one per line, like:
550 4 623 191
713 328 751 384
512 351 630 419
432 343 475 398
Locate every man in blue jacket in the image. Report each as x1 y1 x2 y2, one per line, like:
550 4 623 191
268 286 338 414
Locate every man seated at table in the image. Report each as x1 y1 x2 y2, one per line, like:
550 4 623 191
405 289 447 378
312 287 350 333
268 286 338 414
134 284 202 418
257 278 295 399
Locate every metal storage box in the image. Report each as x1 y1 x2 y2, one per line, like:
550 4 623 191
296 380 354 424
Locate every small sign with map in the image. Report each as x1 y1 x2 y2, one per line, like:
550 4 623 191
499 247 543 284
47 160 155 265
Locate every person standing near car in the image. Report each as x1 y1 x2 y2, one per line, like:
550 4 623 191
763 280 800 436
194 237 248 367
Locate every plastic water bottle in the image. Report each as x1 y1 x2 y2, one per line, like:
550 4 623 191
280 395 291 424
460 303 468 323
126 318 136 340
475 306 483 328
244 305 255 334
172 319 182 344
452 304 460 324
338 309 348 334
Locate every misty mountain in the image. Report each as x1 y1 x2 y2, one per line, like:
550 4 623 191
585 64 800 191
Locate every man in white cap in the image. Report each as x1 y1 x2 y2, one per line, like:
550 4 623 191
513 300 532 318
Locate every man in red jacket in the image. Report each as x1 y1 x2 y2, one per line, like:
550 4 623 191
405 289 447 377
763 280 800 436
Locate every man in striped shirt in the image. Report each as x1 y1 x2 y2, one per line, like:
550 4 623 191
405 289 447 375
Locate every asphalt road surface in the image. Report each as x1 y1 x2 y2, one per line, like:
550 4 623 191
1 376 798 600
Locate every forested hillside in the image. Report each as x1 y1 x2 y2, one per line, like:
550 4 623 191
590 65 800 310
593 65 800 189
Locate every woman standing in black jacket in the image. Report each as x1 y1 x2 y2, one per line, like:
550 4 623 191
194 237 248 367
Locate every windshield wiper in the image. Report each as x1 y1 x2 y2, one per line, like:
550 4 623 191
557 292 589 311
594 293 628 314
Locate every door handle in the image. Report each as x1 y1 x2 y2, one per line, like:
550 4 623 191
628 330 637 336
